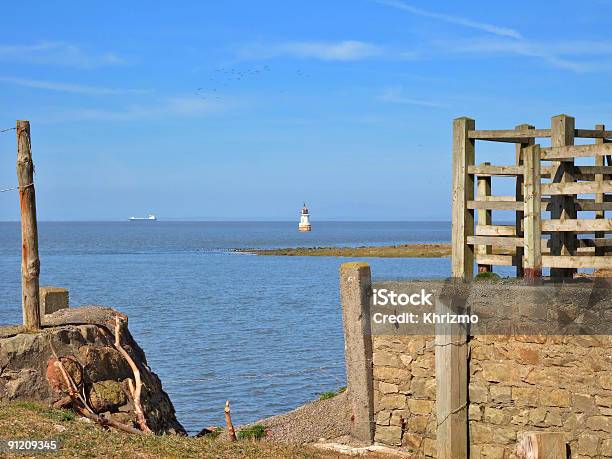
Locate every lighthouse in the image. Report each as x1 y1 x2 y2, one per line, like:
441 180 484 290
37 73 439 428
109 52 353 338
298 203 312 232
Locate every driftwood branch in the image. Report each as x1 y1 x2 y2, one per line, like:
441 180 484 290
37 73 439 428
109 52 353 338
225 400 237 441
49 340 143 436
112 316 152 434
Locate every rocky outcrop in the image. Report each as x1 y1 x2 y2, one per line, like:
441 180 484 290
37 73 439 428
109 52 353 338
0 306 185 435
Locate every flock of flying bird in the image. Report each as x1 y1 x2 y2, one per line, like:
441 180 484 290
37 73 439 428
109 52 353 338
195 65 309 99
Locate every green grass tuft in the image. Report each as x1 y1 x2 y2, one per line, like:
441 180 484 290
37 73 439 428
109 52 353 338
318 386 346 400
14 401 75 422
237 424 267 440
475 271 501 281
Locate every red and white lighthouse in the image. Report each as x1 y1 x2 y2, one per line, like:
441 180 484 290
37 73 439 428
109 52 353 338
298 203 311 232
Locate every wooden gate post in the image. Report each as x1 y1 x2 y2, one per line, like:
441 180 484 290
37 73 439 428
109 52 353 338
435 284 468 459
515 124 535 277
16 120 41 330
476 162 492 273
550 114 576 278
595 124 605 256
523 145 542 278
452 117 476 280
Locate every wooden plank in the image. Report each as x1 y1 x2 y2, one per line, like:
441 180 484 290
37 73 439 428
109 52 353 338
476 225 516 236
479 196 516 202
467 165 523 176
468 129 550 141
574 128 612 138
549 114 576 279
595 124 606 256
467 236 524 247
523 145 542 277
542 219 612 232
541 142 612 160
475 254 515 266
16 120 41 330
476 163 492 273
517 432 567 459
542 180 612 195
435 294 468 459
451 117 475 280
468 200 522 211
542 255 612 269
515 124 534 278
576 237 612 248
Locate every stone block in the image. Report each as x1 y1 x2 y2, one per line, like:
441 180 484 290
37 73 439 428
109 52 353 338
407 399 433 415
469 383 488 403
378 381 399 394
512 386 538 407
490 385 512 403
577 433 600 456
484 407 510 425
373 351 400 367
586 415 612 433
378 394 406 410
540 388 571 407
374 425 402 446
39 286 69 316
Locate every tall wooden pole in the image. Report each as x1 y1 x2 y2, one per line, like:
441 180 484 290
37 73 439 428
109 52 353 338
476 162 492 273
16 120 41 330
451 117 475 280
515 124 535 278
594 124 605 256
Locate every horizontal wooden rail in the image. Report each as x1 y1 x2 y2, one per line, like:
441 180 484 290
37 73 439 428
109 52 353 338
476 225 516 236
468 200 522 211
475 254 517 266
574 129 612 138
467 165 523 176
542 255 612 269
542 181 612 195
542 219 612 232
467 236 524 247
468 129 551 142
541 143 612 160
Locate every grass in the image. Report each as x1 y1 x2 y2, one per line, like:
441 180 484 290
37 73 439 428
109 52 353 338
475 272 501 281
237 424 267 440
238 244 451 258
0 402 343 458
318 386 346 400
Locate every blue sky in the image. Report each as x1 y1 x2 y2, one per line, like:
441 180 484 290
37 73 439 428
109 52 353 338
0 0 611 221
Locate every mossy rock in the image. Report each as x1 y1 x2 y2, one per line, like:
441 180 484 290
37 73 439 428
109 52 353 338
88 380 127 413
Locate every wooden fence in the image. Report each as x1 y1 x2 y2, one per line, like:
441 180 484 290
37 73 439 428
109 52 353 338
452 114 612 279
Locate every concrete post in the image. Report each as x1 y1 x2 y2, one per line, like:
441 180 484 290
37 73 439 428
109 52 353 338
340 262 374 444
39 286 69 316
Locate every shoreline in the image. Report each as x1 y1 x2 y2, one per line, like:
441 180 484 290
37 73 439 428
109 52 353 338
235 243 451 258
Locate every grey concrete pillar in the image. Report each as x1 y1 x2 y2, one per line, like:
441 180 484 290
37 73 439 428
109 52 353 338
39 286 69 316
340 262 374 444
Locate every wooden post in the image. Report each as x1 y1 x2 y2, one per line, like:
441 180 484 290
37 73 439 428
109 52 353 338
340 262 374 444
549 114 576 278
523 145 542 278
435 286 468 459
515 124 535 277
517 432 567 459
452 117 476 279
595 124 605 257
476 162 492 273
16 120 41 330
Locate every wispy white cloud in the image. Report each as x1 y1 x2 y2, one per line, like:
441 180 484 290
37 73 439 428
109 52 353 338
41 94 232 123
0 76 149 95
239 40 382 61
374 0 522 39
435 39 612 73
378 87 447 108
0 42 125 68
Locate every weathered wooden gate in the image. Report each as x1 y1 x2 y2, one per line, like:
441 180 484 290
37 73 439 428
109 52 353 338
452 115 612 279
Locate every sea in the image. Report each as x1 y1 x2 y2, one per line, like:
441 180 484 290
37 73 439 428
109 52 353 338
1 221 458 434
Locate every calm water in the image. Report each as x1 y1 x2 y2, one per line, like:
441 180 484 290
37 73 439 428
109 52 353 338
0 221 452 434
